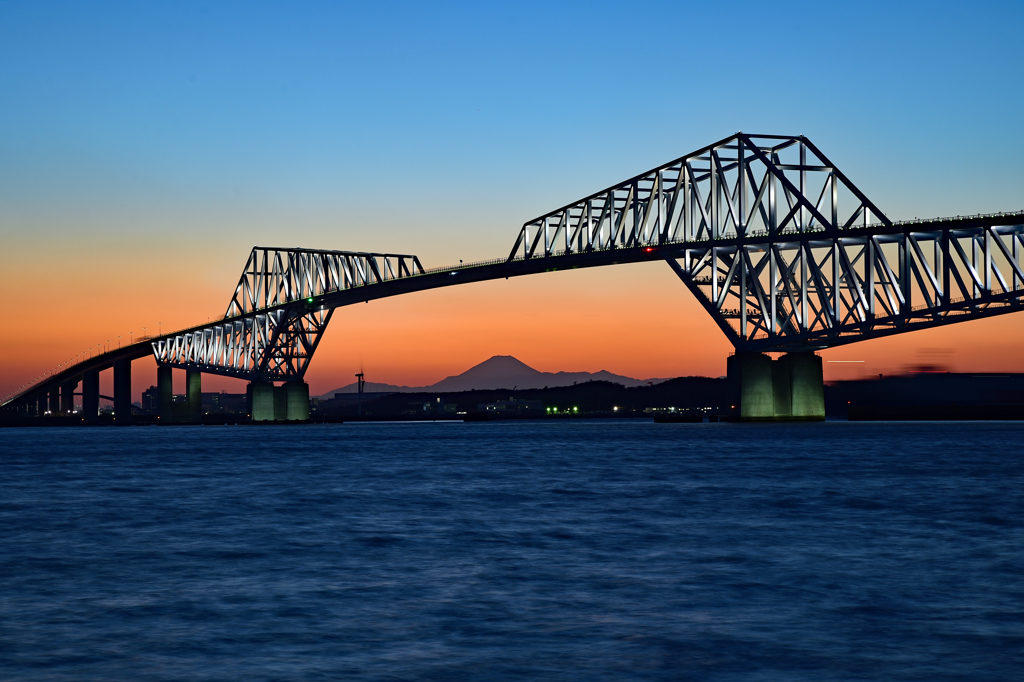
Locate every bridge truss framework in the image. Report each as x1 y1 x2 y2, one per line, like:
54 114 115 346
124 134 1024 378
151 248 424 381
509 133 1024 353
4 133 1024 414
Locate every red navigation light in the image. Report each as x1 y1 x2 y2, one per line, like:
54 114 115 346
643 247 656 253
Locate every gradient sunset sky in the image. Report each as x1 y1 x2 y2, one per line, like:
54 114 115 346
2 0 1024 401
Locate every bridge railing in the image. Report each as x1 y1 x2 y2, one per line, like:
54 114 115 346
859 211 1024 231
1 343 144 407
2 364 75 405
415 255 525 276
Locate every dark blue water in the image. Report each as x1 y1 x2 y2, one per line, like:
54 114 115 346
1 421 1022 680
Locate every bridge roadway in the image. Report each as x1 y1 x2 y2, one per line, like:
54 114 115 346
0 243 677 420
8 209 1024 423
5 133 1024 421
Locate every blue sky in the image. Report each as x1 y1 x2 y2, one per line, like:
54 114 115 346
3 1 1023 258
2 0 1024 392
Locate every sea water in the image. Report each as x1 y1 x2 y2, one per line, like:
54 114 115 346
1 421 1021 680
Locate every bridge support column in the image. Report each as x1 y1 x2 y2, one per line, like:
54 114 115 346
251 381 276 421
157 366 173 422
771 359 793 419
113 359 132 424
60 380 77 414
48 389 59 415
37 394 47 416
273 385 288 421
82 370 99 422
727 352 824 421
784 352 825 419
727 353 775 420
186 370 202 423
283 382 309 421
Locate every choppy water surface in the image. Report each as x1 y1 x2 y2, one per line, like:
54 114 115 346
1 421 1022 680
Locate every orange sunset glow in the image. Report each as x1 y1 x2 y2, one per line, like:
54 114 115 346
2 2 1024 408
5 246 1024 403
6 6 1024 680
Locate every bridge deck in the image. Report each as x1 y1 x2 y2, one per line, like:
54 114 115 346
8 209 1023 409
6 129 1024 407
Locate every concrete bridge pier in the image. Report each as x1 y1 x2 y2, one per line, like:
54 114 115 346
283 382 310 421
157 366 173 422
60 380 77 414
113 359 132 424
48 389 59 415
82 370 99 422
727 352 824 421
784 353 826 418
250 381 309 421
250 381 275 421
273 385 288 420
186 370 202 423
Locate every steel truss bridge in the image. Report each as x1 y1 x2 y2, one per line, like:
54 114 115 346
4 133 1024 417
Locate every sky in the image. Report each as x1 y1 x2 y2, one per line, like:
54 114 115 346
2 0 1024 400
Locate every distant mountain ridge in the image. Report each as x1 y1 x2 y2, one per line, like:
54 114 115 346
318 355 669 398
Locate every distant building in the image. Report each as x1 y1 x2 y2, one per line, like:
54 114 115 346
314 392 394 415
424 397 458 415
140 387 248 415
141 386 159 414
477 398 544 416
201 392 248 415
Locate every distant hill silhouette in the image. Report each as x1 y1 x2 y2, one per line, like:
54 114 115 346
317 355 669 398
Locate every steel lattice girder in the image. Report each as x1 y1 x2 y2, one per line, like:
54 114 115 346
155 246 422 381
664 222 1024 352
145 132 1024 382
15 134 1023 408
506 132 1024 351
152 305 334 381
225 247 425 317
507 133 889 261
